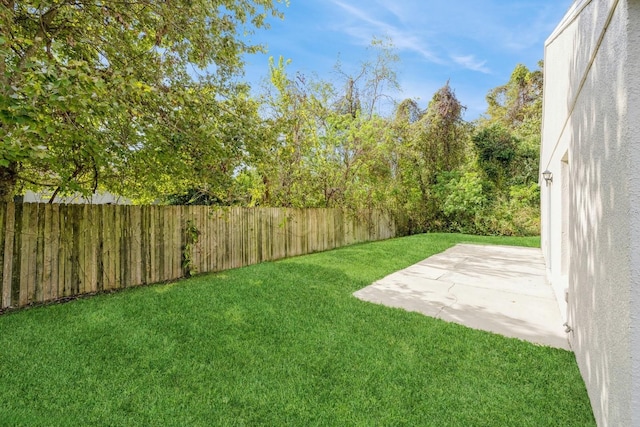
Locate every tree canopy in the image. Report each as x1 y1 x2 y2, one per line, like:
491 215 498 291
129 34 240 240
1 11 543 236
0 0 283 201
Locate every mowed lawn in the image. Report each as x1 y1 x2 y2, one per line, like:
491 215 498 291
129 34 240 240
0 233 595 426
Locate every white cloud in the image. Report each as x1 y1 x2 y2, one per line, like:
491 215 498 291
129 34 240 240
330 0 391 30
328 0 443 64
451 55 491 74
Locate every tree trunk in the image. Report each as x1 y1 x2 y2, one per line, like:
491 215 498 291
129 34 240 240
0 162 18 202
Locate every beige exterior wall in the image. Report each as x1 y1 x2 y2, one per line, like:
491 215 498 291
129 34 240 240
628 2 640 424
541 0 639 425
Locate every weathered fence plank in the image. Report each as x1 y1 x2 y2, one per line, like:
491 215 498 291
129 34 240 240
56 205 66 298
1 203 14 308
0 203 396 310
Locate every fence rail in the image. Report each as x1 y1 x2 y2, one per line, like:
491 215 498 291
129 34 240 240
0 203 396 310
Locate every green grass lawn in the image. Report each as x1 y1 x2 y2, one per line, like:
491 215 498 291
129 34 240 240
0 233 594 426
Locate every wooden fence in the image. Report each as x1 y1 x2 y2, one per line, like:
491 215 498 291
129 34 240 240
0 203 396 310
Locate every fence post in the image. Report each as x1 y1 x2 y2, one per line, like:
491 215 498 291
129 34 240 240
1 203 15 309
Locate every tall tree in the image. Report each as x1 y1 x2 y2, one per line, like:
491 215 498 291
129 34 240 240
389 83 469 232
250 57 329 207
417 82 468 176
333 37 400 120
0 0 283 201
484 62 543 132
251 41 400 210
471 62 544 235
477 62 543 187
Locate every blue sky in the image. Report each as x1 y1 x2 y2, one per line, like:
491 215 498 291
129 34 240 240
241 0 574 120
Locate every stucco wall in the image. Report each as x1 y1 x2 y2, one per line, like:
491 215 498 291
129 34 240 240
541 0 636 425
627 1 640 424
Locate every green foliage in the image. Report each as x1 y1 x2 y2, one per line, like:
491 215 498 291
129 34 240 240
165 189 226 206
249 42 399 211
480 189 541 236
0 0 284 201
472 123 518 186
483 62 543 134
387 83 470 233
466 62 544 236
248 56 330 207
474 125 517 165
510 182 541 207
434 171 486 219
182 219 200 277
242 59 542 237
418 82 468 174
1 13 542 237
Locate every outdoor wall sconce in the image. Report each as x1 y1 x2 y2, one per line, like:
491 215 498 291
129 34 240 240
542 170 553 186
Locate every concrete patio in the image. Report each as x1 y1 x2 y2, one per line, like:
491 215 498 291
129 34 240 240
354 244 569 350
